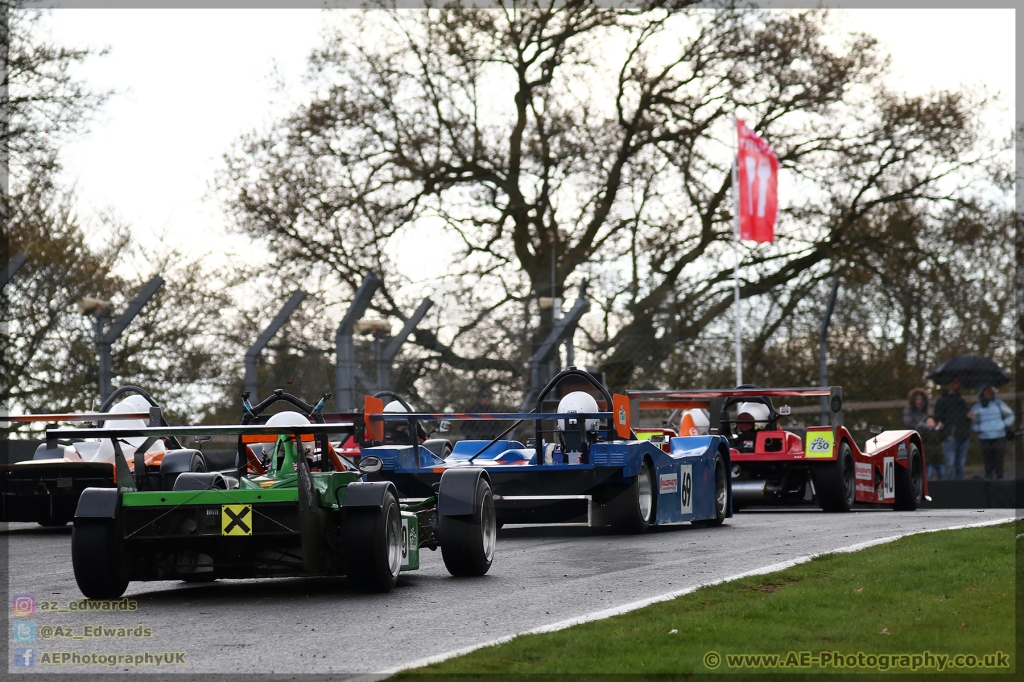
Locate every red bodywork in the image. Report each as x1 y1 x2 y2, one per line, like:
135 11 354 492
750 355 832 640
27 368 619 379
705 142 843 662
626 387 929 507
729 425 929 504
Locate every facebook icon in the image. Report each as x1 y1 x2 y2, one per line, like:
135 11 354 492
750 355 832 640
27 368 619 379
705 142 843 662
13 646 36 668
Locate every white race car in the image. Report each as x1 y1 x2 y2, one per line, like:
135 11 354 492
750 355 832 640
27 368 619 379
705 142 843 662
2 387 206 526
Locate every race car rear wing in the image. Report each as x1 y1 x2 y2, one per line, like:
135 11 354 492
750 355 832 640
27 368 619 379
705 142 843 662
364 392 633 465
45 421 360 492
626 386 843 430
3 412 153 423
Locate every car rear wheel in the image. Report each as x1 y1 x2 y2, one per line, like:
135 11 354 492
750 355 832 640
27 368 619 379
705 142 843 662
893 443 923 511
344 491 402 592
422 439 454 459
72 519 129 599
38 518 70 527
692 453 728 527
813 441 855 512
439 476 496 576
609 458 656 534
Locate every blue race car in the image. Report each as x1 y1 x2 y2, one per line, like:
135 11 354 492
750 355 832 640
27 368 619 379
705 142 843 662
363 368 732 533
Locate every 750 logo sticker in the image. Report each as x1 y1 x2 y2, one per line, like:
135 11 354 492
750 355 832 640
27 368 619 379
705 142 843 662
805 430 835 458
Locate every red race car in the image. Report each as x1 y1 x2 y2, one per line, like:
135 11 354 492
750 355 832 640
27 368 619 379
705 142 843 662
626 386 927 512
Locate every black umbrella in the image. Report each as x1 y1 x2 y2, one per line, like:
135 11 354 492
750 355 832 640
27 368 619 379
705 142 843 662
927 354 1011 389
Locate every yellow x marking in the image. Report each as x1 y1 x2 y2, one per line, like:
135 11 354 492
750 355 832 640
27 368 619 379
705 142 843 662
221 504 253 536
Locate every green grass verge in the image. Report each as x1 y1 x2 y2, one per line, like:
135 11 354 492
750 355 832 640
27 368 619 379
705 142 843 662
397 522 1017 679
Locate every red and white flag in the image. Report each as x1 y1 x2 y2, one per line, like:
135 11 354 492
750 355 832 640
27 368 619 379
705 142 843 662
735 118 779 243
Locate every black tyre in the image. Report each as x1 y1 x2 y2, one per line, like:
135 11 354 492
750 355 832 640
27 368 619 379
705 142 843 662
692 453 728 527
439 476 496 577
813 441 856 512
608 458 656 534
172 472 227 492
422 439 454 459
72 520 128 599
893 442 923 511
38 518 70 527
344 491 402 592
160 450 207 491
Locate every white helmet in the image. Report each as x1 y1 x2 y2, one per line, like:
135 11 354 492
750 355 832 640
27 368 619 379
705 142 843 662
266 411 313 455
383 401 408 413
265 410 311 427
557 391 600 432
95 394 164 463
681 408 710 435
736 402 770 427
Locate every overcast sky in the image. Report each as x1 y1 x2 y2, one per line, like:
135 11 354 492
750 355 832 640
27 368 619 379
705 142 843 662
42 8 1016 268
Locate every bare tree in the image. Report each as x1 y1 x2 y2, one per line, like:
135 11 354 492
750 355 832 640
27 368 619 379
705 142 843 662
219 1 1004 398
2 2 237 427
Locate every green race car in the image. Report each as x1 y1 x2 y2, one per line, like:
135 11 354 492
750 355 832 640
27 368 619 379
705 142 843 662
51 391 495 598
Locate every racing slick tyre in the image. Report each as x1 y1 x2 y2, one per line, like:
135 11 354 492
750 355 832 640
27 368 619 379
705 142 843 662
344 491 402 593
692 453 728 527
893 442 923 511
422 439 454 459
439 476 496 577
38 519 70 527
608 458 656 534
72 519 128 599
160 450 207 490
813 441 856 512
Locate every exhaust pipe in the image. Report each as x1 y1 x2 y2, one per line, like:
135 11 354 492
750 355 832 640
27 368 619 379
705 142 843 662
732 480 769 504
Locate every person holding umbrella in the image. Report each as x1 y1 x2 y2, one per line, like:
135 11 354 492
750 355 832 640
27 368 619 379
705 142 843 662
934 378 971 480
972 384 1014 480
928 355 1012 481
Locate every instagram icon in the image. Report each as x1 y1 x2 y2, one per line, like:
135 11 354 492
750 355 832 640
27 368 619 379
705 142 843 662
12 595 36 617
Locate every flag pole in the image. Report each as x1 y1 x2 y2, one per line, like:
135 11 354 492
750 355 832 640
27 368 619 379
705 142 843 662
732 115 742 386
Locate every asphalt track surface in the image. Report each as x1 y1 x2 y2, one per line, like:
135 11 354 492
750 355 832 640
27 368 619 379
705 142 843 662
4 508 1015 678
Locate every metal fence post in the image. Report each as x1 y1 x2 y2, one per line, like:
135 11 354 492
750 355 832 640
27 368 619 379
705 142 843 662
819 272 841 425
244 289 307 401
377 297 433 392
96 275 164 402
521 282 591 409
335 272 381 410
0 252 27 291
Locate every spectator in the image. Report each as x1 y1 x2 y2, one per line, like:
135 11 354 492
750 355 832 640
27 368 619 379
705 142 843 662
903 388 943 479
934 377 971 480
462 388 504 440
971 384 1014 480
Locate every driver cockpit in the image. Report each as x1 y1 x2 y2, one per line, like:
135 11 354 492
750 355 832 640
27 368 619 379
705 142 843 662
556 391 602 462
720 387 779 454
533 368 617 464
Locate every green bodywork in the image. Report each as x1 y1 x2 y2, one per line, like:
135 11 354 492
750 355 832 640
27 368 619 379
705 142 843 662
119 435 421 572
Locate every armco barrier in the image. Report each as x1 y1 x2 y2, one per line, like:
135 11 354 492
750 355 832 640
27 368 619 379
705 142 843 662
921 479 1021 509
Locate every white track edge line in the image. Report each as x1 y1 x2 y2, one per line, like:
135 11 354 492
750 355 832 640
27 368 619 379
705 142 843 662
362 516 1015 680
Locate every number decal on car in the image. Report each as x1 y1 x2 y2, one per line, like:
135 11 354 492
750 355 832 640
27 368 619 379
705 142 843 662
401 518 409 562
679 465 693 514
882 457 895 500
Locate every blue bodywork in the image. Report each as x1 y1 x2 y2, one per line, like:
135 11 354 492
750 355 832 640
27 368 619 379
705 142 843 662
366 433 732 526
